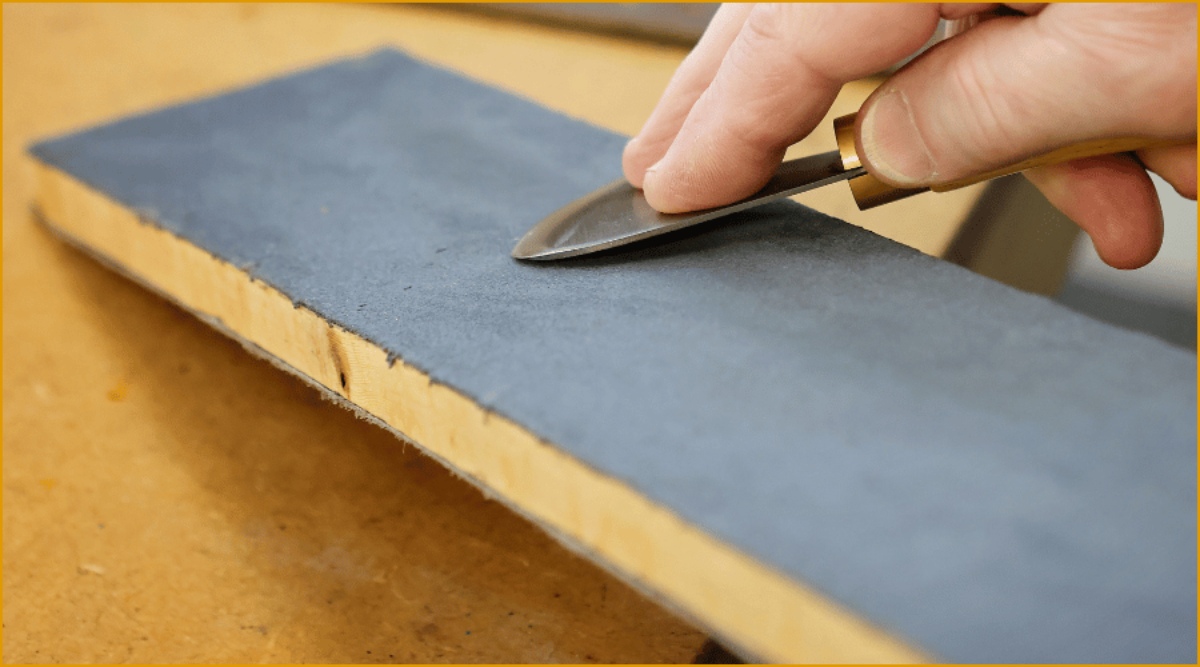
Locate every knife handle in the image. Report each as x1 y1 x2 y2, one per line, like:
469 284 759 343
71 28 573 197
832 112 1183 210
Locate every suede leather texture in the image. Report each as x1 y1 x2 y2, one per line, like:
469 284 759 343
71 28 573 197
32 50 1197 662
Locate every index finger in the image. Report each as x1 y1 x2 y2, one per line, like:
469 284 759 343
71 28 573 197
643 3 942 213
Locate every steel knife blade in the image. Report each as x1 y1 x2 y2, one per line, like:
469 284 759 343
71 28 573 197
512 150 863 261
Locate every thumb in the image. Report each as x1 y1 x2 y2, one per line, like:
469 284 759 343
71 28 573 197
857 5 1197 188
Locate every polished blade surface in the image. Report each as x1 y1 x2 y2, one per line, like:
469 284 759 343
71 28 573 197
512 150 863 260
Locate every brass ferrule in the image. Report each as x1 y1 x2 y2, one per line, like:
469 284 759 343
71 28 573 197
832 112 928 210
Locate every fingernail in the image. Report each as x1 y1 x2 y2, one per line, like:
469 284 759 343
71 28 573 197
643 157 663 183
860 88 935 186
641 158 678 212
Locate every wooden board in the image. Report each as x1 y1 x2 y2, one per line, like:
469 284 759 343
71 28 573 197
27 45 1197 664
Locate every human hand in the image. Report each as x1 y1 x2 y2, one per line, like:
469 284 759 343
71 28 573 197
622 3 1197 269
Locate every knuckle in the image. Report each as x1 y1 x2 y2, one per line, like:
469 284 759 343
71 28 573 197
1051 6 1197 133
735 4 816 82
717 8 816 156
740 4 789 48
944 54 1026 167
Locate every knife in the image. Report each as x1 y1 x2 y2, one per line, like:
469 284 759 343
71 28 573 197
512 111 1174 261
